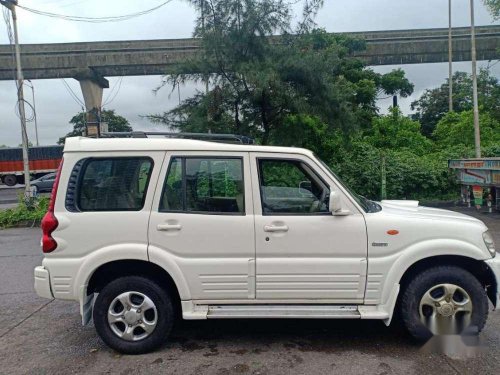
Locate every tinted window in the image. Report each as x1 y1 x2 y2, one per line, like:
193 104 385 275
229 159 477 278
258 159 329 214
160 157 244 214
77 158 153 211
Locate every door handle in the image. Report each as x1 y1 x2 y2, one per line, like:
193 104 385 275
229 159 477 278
264 224 289 233
157 223 182 231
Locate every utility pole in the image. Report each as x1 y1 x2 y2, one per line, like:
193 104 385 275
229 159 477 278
1 0 32 196
448 0 453 112
200 0 211 133
470 0 481 158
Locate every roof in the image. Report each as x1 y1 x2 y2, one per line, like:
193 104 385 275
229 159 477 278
63 137 313 157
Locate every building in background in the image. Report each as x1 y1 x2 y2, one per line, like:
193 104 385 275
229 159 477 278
449 158 500 211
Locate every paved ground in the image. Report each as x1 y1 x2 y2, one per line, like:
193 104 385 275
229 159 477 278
0 208 499 375
0 186 24 203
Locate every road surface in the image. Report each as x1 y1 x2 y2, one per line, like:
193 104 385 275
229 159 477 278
0 208 499 374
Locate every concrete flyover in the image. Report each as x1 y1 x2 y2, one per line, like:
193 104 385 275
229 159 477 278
0 26 499 81
0 25 498 136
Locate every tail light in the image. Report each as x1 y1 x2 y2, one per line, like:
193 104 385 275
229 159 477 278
41 159 63 253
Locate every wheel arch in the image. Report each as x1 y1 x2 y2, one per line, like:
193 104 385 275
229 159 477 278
86 259 183 317
399 255 498 308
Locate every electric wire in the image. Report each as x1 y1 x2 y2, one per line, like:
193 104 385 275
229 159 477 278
2 6 15 80
102 76 123 106
2 6 37 123
61 79 85 107
16 0 173 23
14 82 37 122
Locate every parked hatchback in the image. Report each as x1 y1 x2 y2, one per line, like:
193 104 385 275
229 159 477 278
34 134 499 354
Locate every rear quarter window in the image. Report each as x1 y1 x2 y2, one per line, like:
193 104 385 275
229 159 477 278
73 157 153 211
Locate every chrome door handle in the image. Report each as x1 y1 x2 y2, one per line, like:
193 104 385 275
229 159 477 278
157 224 182 231
264 224 289 233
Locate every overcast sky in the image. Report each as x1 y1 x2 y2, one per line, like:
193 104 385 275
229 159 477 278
0 0 499 146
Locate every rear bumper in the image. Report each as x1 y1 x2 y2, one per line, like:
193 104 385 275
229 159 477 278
485 256 500 310
34 266 54 299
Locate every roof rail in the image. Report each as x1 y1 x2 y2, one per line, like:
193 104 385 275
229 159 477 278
100 131 255 145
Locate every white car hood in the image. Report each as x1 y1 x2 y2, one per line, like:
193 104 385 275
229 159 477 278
379 200 483 225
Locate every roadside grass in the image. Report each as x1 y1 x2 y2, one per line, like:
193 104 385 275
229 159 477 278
0 196 49 228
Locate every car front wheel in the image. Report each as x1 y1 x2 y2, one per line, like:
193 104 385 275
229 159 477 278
93 276 174 354
400 265 488 340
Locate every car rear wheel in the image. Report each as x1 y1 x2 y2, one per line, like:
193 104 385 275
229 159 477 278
93 276 174 354
400 265 488 340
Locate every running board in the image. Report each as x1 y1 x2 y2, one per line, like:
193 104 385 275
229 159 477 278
207 305 360 319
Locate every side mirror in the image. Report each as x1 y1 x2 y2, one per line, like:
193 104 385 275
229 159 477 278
329 191 350 216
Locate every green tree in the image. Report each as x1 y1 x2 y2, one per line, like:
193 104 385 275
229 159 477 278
411 69 500 136
366 107 432 156
484 0 500 19
148 0 413 144
58 110 132 144
433 110 500 148
376 68 414 98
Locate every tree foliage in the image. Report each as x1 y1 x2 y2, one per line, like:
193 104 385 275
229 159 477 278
143 0 498 202
366 107 431 155
149 0 413 144
411 69 500 136
58 110 132 144
484 0 500 19
433 110 500 148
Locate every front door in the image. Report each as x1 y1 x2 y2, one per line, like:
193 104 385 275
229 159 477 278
148 152 256 301
250 153 368 302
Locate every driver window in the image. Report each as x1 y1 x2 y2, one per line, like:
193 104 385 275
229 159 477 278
258 159 330 215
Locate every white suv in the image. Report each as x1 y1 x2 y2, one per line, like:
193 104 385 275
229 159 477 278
34 134 499 354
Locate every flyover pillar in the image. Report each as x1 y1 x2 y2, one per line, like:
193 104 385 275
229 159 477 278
74 69 109 137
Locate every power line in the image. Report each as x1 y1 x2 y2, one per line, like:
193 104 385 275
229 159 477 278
2 6 15 80
103 76 123 106
3 8 36 123
17 0 172 23
61 79 85 107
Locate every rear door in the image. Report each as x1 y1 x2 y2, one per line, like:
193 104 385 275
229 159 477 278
148 151 256 301
53 151 163 272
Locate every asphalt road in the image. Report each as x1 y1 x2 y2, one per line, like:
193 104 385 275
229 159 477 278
0 186 50 210
0 209 499 375
0 186 24 204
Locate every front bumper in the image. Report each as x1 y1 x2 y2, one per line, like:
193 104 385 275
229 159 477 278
34 266 53 299
485 256 500 310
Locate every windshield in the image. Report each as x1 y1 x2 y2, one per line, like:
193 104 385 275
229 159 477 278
315 155 381 213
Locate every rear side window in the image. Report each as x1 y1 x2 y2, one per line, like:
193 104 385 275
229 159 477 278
76 157 153 211
160 157 245 214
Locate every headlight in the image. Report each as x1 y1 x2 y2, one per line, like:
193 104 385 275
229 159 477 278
483 231 496 257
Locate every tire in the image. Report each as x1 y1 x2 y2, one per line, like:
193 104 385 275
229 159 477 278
32 185 39 195
3 174 17 187
93 276 174 354
400 265 488 341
